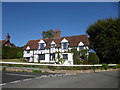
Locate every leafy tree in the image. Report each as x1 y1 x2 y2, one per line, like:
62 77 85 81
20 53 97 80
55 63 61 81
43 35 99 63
71 47 89 64
42 29 54 39
71 47 81 64
79 49 89 64
86 18 120 64
88 52 99 64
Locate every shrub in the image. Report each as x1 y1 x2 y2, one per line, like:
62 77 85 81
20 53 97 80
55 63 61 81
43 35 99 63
43 71 49 73
112 66 117 69
59 58 65 64
88 52 99 64
19 58 25 62
2 67 6 71
47 66 56 71
102 63 108 70
32 70 42 73
116 64 120 68
112 64 120 69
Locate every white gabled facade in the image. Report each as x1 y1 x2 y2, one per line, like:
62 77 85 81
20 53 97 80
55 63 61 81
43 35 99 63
23 31 89 65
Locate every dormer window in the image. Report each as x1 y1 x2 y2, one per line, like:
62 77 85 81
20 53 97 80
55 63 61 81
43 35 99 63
51 41 56 48
27 50 30 53
62 42 68 49
61 38 69 49
79 46 84 50
51 44 55 48
38 39 46 50
78 42 84 50
26 46 30 53
39 43 45 50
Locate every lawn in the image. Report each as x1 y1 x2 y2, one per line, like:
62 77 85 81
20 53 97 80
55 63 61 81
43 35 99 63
0 59 25 62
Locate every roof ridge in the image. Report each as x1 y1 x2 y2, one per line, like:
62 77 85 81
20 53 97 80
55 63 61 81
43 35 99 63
61 34 87 38
29 34 87 41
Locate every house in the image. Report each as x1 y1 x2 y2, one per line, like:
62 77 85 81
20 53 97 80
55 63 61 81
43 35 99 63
23 29 89 65
0 33 16 48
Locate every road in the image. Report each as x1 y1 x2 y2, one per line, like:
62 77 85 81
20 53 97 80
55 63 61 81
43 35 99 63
1 70 119 88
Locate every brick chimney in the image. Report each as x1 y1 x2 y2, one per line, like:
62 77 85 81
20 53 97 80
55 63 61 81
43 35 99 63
6 33 10 41
53 29 61 39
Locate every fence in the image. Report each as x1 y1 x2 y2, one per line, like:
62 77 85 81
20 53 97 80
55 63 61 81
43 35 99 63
0 61 117 67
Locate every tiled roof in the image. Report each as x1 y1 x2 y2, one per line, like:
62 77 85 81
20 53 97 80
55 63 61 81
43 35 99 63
23 35 89 50
0 40 6 46
0 40 16 48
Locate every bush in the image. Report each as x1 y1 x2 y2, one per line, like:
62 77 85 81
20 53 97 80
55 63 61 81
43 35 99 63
88 52 99 64
59 58 65 64
112 64 120 69
2 67 6 71
102 63 108 70
32 70 42 73
2 46 23 59
19 58 26 62
116 64 120 68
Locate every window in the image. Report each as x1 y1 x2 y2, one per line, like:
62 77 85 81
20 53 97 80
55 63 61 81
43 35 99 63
63 54 68 60
27 50 30 53
50 53 55 61
39 54 45 60
51 44 55 48
62 42 68 49
79 46 84 50
39 43 45 50
25 57 30 62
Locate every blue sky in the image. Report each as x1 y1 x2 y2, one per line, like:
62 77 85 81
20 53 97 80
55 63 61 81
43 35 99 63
2 2 118 47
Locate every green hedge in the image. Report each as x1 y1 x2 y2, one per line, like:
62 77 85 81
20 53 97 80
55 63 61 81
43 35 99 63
2 46 23 59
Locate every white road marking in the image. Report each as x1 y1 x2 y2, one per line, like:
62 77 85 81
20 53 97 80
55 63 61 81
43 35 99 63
34 77 42 79
10 80 21 84
63 73 71 75
48 74 54 77
23 78 32 82
4 73 72 85
57 74 62 76
6 73 37 77
41 75 49 78
51 75 57 77
0 83 6 86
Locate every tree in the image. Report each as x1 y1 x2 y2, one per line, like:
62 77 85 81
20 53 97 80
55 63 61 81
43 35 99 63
42 29 54 39
86 18 120 64
88 52 99 64
71 47 81 64
79 49 89 64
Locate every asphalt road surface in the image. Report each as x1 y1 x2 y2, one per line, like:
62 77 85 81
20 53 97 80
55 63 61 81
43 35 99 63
2 71 60 84
1 70 119 88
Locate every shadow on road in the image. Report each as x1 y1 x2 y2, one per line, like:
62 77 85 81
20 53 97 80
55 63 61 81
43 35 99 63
95 71 120 78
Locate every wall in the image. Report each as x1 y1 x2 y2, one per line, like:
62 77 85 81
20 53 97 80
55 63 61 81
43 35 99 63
23 46 89 65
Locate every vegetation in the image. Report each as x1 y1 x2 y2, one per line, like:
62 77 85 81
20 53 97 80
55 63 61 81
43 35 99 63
86 18 120 64
71 47 81 64
102 63 109 70
1 59 26 62
59 58 65 64
79 49 89 64
71 47 89 64
32 70 42 73
2 46 23 59
2 67 6 71
88 52 99 64
42 29 54 39
1 63 120 71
